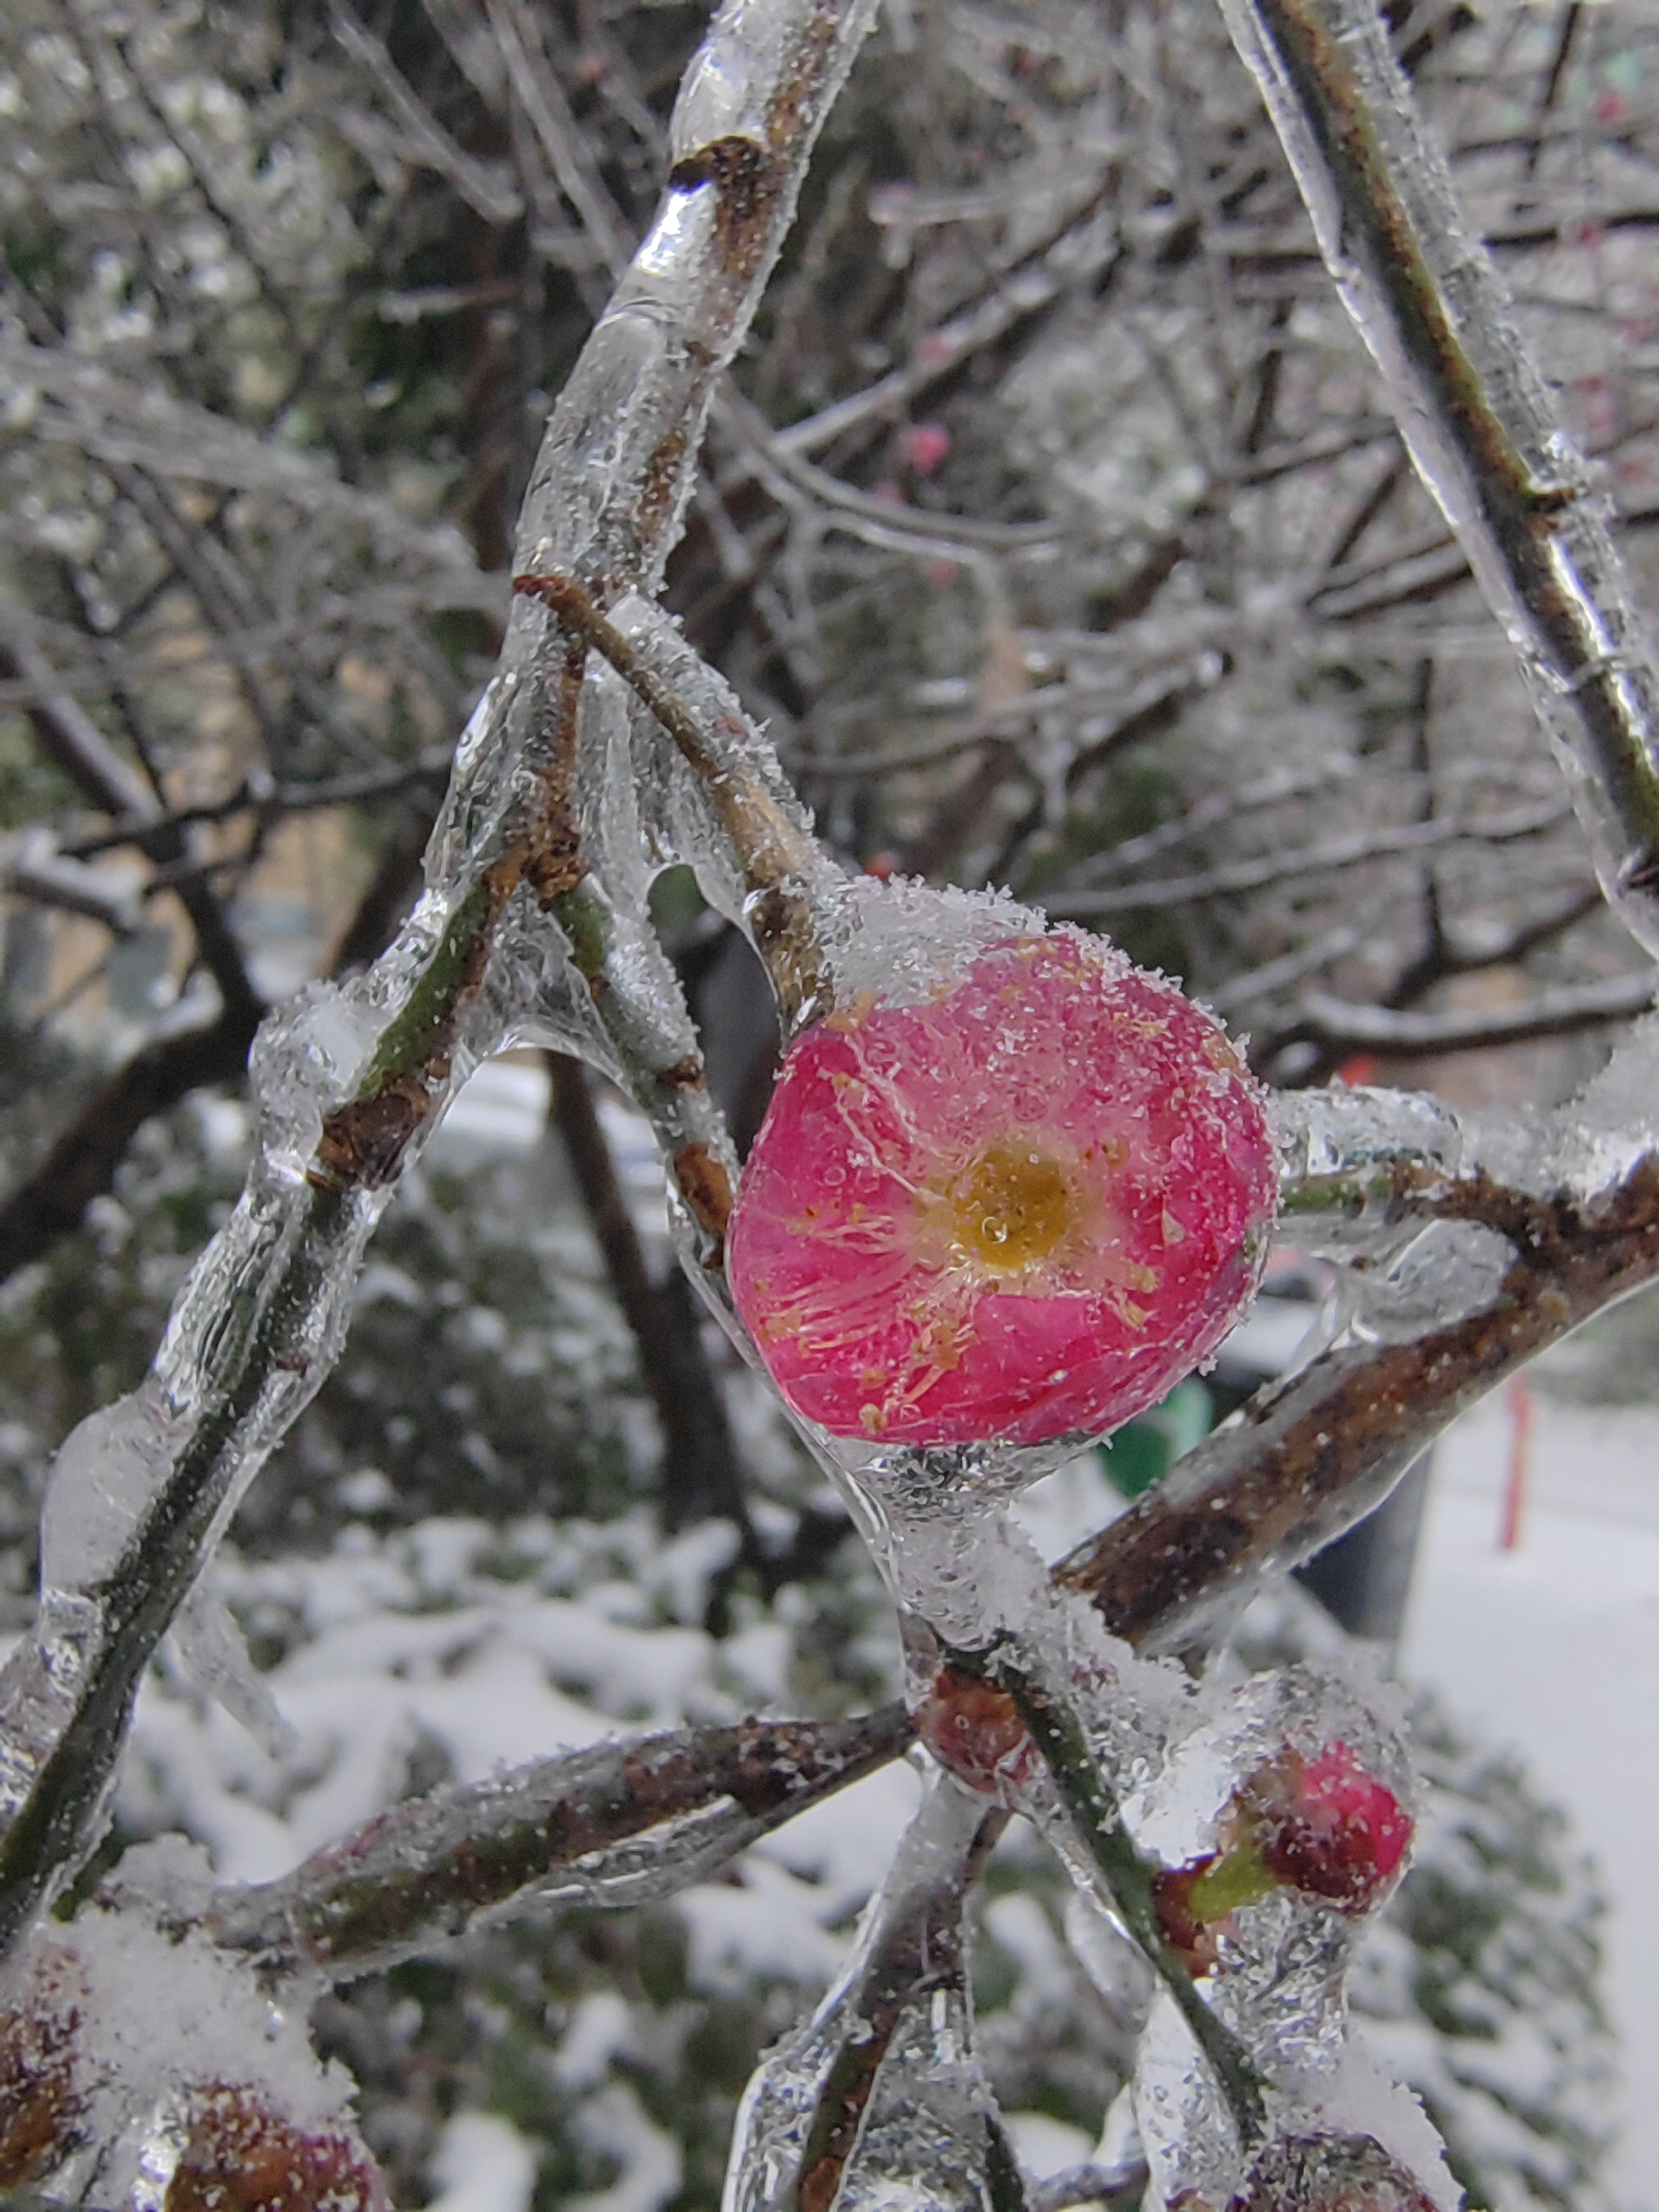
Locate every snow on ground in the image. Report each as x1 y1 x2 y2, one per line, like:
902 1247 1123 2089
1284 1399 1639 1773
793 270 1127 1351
424 2113 538 2212
1403 1393 1659 2210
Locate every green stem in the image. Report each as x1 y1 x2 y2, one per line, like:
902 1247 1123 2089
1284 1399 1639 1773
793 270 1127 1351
947 1644 1267 2145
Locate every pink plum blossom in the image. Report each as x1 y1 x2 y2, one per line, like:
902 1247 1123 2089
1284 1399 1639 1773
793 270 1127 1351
728 931 1275 1447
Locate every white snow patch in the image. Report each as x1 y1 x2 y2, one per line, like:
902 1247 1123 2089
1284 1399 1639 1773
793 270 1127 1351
426 2112 538 2212
1007 2110 1096 2177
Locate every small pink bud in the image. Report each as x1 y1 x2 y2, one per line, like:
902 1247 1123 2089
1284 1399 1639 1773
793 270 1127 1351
1252 1740 1412 1906
914 1666 1040 1801
728 932 1275 1447
897 422 951 474
1154 1739 1411 1966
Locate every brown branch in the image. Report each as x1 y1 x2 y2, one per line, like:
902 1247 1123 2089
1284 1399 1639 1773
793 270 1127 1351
548 1053 755 1539
207 1705 914 1982
1059 1153 1659 1648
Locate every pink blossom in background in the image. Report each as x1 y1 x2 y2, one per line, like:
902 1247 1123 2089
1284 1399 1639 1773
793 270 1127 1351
728 932 1276 1447
896 421 951 474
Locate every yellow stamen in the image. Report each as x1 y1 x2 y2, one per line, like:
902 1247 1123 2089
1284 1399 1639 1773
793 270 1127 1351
952 1142 1076 1273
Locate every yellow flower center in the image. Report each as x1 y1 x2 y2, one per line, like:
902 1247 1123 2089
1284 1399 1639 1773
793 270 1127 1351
951 1141 1076 1273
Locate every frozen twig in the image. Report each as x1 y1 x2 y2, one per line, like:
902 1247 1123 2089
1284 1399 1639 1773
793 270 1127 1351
1059 1055 1659 1648
0 330 504 601
207 1707 911 1984
332 6 524 227
769 191 1119 459
482 0 632 278
1286 970 1659 1057
1216 0 1659 959
0 833 141 937
61 751 456 863
512 572 836 1028
1053 795 1568 917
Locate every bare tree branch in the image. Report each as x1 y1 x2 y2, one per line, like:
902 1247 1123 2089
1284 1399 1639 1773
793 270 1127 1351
1287 969 1658 1055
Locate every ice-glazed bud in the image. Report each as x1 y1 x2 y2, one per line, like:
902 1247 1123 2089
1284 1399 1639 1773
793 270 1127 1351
1154 1739 1412 1968
165 2085 387 2212
728 932 1275 1447
914 1665 1040 1802
1229 2131 1441 2212
1249 1741 1413 1906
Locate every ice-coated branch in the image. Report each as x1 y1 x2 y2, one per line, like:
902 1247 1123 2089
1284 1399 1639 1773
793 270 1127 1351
723 1770 1021 2212
0 0 881 1959
1060 1038 1659 1648
1214 0 1659 959
511 572 838 1029
1053 795 1568 917
1285 970 1658 1059
207 1706 910 1985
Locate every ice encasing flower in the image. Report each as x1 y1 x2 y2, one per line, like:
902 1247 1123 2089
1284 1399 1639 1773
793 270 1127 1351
1155 1739 1413 1971
728 931 1275 1447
